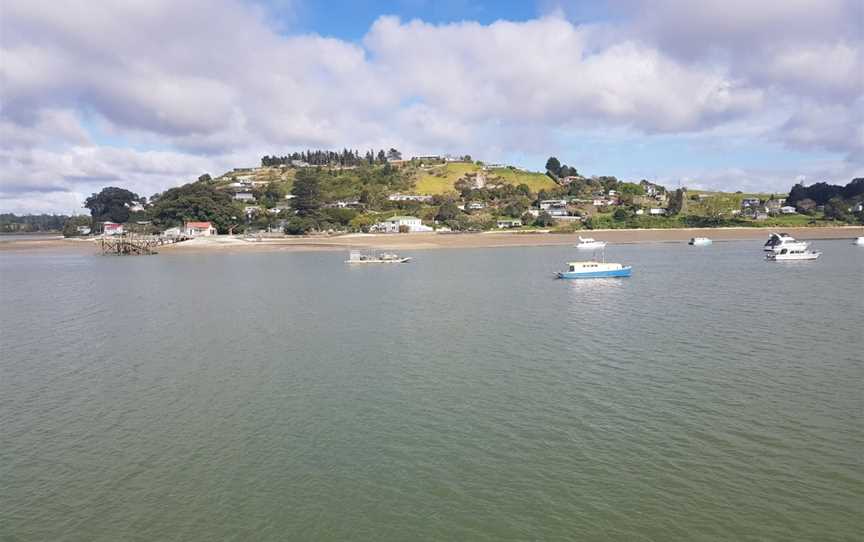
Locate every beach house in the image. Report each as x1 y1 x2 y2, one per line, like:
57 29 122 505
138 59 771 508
102 221 124 235
372 216 433 233
496 218 523 228
183 221 217 237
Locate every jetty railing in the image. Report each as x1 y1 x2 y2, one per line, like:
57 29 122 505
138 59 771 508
99 233 190 255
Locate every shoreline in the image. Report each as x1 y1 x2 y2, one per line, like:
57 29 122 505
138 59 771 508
2 226 862 254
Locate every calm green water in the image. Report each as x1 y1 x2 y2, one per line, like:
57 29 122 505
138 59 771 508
2 241 862 541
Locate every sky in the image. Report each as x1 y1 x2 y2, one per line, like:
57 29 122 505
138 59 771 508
1 0 862 214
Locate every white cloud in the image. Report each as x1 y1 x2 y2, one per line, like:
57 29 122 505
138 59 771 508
1 0 861 212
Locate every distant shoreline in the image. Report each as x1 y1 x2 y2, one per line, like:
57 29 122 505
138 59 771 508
2 226 861 254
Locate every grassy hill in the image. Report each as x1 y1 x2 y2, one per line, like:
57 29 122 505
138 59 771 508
487 167 558 193
412 162 557 195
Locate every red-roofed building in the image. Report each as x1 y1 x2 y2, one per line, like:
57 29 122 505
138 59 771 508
102 221 124 236
183 221 217 237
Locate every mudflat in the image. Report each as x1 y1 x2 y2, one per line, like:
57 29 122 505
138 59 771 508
6 226 859 254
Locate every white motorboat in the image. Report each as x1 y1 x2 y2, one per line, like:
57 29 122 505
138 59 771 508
576 236 607 249
689 237 712 246
766 246 821 261
763 232 809 253
855 236 864 246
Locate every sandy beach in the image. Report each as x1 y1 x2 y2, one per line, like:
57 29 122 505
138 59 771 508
3 226 861 254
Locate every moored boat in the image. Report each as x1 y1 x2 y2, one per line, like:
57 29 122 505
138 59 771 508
576 236 607 249
765 246 821 261
557 261 632 279
346 249 411 264
764 232 808 253
855 236 864 246
689 237 712 246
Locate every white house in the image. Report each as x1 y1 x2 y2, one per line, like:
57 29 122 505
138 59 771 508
540 199 569 216
163 227 182 237
234 192 255 201
387 193 433 203
780 206 797 214
76 225 91 235
496 218 522 228
183 221 217 237
649 208 666 215
372 216 433 233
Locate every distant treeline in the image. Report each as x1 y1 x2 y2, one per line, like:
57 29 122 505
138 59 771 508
0 213 70 233
261 148 402 167
787 178 864 206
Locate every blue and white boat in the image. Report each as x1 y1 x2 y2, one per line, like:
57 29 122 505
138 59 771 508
557 261 632 279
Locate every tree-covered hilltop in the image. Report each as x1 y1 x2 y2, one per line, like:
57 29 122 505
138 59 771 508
261 148 402 167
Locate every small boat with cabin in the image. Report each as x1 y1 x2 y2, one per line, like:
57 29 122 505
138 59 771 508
345 249 411 264
557 248 631 278
557 261 632 278
855 236 864 246
576 236 607 249
765 246 821 261
764 232 808 253
689 237 712 246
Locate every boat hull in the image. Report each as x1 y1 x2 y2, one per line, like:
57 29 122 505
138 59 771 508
766 253 820 261
557 266 632 279
576 243 607 249
346 258 411 264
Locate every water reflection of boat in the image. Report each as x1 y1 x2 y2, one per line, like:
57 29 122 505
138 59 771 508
345 249 411 264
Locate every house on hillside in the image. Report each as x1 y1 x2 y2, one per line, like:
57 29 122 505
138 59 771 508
496 218 522 228
540 199 569 216
388 193 433 203
649 208 666 216
780 206 797 214
183 221 217 236
371 216 433 233
234 192 255 202
640 180 665 197
102 221 124 236
741 197 761 208
560 176 581 185
766 199 785 213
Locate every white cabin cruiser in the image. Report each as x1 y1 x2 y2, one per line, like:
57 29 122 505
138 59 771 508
576 236 607 249
765 246 821 261
763 232 809 253
855 236 864 246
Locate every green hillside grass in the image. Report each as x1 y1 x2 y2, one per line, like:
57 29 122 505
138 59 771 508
413 163 558 195
488 167 558 192
413 162 478 194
